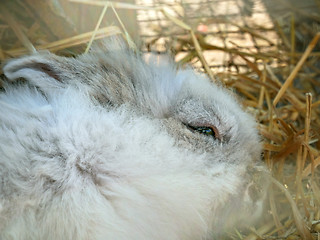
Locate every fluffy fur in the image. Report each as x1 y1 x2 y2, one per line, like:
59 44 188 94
0 40 268 240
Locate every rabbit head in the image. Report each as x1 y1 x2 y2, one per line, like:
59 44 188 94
0 39 269 240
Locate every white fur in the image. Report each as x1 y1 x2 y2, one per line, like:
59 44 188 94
0 40 268 239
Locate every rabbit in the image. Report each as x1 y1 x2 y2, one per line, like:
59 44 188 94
0 39 268 240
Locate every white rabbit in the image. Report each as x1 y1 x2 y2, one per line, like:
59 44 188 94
0 39 268 240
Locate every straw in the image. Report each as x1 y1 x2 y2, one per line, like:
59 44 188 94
273 32 320 106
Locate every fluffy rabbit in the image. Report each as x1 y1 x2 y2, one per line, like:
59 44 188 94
0 39 268 240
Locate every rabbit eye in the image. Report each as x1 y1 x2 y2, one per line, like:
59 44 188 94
187 124 219 139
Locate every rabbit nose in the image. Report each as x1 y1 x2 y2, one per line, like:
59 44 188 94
246 181 264 202
245 165 270 203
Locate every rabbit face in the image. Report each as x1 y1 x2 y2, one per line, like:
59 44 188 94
0 40 268 240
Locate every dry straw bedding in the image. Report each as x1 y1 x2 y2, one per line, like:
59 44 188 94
0 0 319 239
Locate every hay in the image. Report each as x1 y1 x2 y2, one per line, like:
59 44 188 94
0 0 319 239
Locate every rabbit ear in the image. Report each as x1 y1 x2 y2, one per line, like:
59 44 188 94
3 53 66 90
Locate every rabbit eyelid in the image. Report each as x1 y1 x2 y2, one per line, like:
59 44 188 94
184 123 221 140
